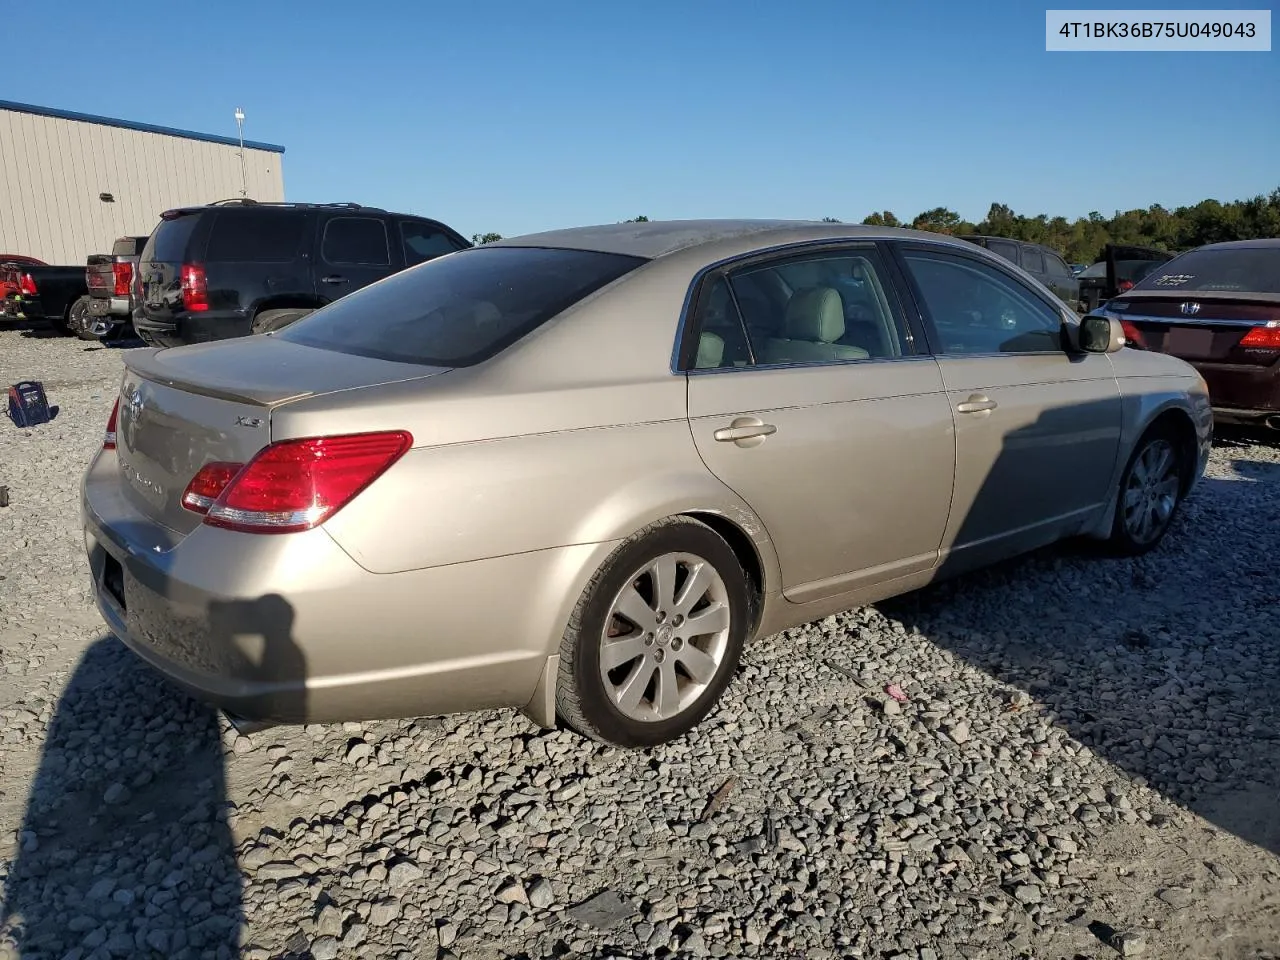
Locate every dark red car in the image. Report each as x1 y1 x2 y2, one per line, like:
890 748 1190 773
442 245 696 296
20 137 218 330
1091 238 1280 431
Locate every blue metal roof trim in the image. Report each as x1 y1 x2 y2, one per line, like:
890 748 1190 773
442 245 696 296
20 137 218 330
0 99 286 154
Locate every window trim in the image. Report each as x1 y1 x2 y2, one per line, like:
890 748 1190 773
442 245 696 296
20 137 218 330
672 239 927 375
886 240 1071 359
321 215 392 267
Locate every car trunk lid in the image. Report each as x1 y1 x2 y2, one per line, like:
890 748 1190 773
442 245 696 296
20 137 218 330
1111 293 1280 364
114 336 450 534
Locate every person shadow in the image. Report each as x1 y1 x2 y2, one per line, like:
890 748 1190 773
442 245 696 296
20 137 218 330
1 591 306 959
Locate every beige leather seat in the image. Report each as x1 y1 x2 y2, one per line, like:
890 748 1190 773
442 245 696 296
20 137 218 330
759 287 870 365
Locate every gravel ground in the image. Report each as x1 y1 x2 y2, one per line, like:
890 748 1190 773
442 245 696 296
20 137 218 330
1 325 1278 960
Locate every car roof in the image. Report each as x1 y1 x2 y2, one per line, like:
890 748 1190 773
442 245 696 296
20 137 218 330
487 219 978 261
1191 238 1280 251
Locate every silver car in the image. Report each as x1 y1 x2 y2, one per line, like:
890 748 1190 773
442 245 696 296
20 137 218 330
82 221 1213 747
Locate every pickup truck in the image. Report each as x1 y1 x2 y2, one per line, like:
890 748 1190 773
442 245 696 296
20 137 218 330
83 235 149 341
0 261 90 335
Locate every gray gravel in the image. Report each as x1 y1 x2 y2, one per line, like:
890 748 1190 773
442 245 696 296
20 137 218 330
2 328 1279 960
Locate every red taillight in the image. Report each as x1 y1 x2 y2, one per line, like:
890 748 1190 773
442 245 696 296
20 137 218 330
1239 325 1280 349
1120 320 1146 348
103 398 119 450
181 462 244 514
18 273 37 295
112 262 133 297
1117 279 1135 293
181 263 208 312
190 431 413 534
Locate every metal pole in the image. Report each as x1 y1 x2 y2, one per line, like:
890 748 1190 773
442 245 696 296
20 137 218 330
234 107 247 198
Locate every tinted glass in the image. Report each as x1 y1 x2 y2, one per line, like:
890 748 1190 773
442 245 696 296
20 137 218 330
147 216 200 262
400 220 464 266
903 250 1062 355
710 249 910 367
1132 248 1280 294
206 210 306 262
323 217 391 266
1078 261 1107 279
1021 247 1045 273
277 246 646 367
1045 253 1072 279
987 240 1019 264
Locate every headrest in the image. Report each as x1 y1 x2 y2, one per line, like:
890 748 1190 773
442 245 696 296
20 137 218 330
784 287 845 343
696 331 725 368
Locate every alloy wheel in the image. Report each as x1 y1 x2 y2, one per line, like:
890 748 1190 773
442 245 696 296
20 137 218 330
1122 438 1180 545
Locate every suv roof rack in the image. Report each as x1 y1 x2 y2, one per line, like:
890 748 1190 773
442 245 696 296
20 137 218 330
204 199 385 212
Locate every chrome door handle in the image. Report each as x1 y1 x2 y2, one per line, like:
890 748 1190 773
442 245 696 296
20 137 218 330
956 394 998 414
714 418 777 446
321 275 349 285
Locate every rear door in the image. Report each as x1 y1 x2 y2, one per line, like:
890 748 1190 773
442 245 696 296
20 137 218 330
891 242 1123 573
316 215 397 297
683 242 956 603
203 208 313 315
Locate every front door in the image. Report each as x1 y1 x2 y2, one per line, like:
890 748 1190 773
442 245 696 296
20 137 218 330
892 243 1124 573
683 244 956 603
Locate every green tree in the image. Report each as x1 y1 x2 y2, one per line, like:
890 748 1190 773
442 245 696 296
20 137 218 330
821 216 842 223
912 207 962 234
471 232 503 244
622 215 650 222
861 210 901 227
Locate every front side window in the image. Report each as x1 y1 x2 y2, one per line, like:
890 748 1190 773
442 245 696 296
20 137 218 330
1020 247 1045 273
322 217 391 266
1045 253 1072 279
902 250 1063 355
277 246 645 367
400 220 465 266
690 248 912 370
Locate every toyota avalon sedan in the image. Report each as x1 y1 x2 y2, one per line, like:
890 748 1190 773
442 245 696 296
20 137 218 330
83 220 1212 747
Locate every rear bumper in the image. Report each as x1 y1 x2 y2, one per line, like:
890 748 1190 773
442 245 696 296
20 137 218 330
88 295 132 317
1191 359 1280 420
134 310 253 347
81 450 609 725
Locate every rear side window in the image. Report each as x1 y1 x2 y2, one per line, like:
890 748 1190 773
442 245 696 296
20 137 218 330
323 217 390 266
1133 248 1280 294
277 246 647 367
400 220 465 266
147 216 200 262
986 240 1019 264
1021 247 1045 273
206 210 306 262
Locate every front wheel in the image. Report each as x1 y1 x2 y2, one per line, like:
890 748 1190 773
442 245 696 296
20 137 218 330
556 517 752 747
1106 425 1186 556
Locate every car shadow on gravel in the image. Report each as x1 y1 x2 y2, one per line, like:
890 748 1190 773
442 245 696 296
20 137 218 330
0 637 244 959
880 468 1280 860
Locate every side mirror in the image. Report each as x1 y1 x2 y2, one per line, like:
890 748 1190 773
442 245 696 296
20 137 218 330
1078 313 1125 353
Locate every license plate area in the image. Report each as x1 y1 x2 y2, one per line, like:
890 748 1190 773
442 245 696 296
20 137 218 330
102 553 127 612
1165 327 1215 358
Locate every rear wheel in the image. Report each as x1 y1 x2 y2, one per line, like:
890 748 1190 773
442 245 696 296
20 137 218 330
251 308 312 335
1106 424 1187 555
556 517 751 747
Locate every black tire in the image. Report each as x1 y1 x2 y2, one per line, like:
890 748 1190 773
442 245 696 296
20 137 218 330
251 308 312 335
1105 422 1188 556
555 516 752 748
64 296 99 340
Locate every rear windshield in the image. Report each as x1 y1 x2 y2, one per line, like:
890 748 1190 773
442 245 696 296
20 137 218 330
1133 247 1280 294
146 216 200 262
276 246 647 367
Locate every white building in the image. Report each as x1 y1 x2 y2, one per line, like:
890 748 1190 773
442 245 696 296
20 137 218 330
0 99 286 264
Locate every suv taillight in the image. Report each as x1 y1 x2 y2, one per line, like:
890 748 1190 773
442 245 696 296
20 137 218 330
103 398 119 450
112 262 133 297
18 273 37 295
181 431 413 533
181 263 208 312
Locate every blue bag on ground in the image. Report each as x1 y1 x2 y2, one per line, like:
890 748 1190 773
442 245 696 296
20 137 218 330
7 381 52 427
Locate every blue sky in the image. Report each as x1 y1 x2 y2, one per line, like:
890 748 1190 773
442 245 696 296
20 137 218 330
6 0 1277 239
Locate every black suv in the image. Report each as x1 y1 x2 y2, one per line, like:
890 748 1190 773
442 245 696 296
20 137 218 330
132 200 472 347
958 235 1081 311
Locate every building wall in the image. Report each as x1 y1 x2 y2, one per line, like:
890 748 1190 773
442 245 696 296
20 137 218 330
0 108 285 264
